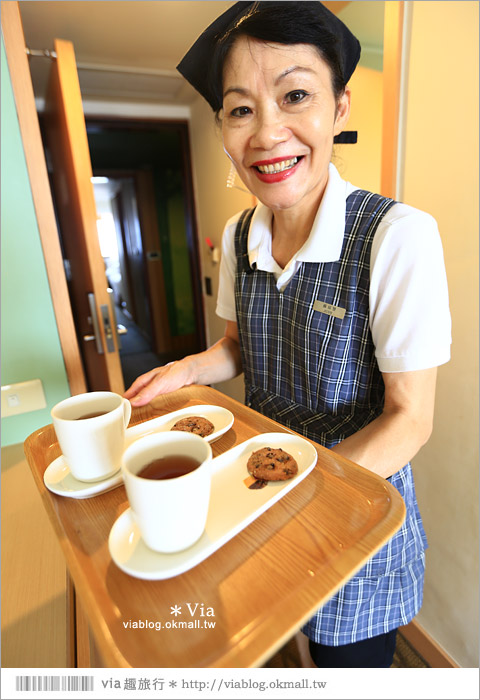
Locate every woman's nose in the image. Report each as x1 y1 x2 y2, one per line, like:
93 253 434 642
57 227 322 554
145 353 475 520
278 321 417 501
249 108 290 150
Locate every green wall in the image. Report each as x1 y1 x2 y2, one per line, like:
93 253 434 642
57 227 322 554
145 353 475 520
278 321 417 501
1 40 70 447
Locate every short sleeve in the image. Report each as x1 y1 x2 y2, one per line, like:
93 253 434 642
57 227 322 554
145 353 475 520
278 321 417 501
215 214 240 322
370 204 452 372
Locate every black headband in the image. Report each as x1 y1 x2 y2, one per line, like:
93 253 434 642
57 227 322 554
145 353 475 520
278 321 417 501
177 1 361 111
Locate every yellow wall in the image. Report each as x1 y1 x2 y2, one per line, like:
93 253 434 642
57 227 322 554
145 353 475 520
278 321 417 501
188 94 251 402
402 1 479 667
334 64 383 192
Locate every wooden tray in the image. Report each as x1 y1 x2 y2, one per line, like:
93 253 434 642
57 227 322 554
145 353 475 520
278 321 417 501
24 385 405 668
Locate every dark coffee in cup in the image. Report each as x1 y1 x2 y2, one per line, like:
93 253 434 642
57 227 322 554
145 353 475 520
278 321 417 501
138 455 201 481
76 411 109 420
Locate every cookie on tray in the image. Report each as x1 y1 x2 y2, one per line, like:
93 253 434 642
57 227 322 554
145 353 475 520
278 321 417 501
247 447 298 481
171 416 215 438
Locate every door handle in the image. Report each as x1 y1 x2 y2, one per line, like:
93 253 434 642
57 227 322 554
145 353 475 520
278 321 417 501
100 301 115 353
108 288 126 350
85 293 104 354
83 292 127 353
83 324 127 343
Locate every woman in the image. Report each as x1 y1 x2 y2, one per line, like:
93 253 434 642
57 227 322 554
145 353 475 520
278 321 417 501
125 1 451 667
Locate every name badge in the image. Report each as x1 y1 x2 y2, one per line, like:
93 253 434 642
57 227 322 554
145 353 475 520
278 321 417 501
313 300 346 320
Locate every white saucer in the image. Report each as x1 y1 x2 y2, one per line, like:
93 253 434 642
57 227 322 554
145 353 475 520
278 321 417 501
125 404 234 446
44 456 123 499
44 405 233 500
109 432 317 580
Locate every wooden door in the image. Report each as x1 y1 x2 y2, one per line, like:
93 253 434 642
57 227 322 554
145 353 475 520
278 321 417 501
43 38 124 393
133 169 173 355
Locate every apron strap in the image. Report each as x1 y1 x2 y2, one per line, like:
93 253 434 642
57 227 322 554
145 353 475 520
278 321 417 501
234 207 256 274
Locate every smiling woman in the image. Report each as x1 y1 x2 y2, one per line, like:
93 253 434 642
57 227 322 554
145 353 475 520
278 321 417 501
221 38 350 239
124 1 452 669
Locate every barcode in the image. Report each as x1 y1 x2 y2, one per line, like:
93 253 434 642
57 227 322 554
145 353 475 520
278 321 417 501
15 676 94 691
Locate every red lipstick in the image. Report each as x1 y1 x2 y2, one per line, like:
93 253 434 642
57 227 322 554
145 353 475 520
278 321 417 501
251 156 303 184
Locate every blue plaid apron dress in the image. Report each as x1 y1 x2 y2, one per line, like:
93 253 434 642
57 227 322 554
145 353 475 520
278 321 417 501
233 190 428 645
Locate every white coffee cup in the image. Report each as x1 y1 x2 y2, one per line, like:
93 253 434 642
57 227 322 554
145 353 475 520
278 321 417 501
122 432 212 553
51 392 132 482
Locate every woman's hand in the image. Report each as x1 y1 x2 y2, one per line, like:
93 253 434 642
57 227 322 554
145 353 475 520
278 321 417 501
123 358 196 407
123 321 243 407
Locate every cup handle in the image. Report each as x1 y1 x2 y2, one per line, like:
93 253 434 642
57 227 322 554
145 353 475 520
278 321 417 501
122 397 132 428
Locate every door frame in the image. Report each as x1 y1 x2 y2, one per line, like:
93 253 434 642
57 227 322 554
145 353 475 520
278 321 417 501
85 114 206 350
381 1 406 198
91 167 174 356
84 116 207 354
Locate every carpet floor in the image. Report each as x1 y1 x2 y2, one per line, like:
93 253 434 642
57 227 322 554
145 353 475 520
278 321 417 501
116 307 182 389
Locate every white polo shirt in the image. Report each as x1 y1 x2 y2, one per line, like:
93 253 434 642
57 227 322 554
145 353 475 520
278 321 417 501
216 163 451 373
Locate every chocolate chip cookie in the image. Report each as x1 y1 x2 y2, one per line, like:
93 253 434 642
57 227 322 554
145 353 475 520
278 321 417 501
247 447 298 481
171 416 215 437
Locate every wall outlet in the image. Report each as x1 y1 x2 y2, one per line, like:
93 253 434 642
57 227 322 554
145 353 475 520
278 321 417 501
1 379 47 417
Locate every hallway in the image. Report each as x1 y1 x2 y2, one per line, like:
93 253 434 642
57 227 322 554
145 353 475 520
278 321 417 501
116 306 181 390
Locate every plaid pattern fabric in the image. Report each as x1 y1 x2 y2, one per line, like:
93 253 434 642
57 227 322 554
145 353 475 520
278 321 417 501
234 190 428 645
235 192 396 447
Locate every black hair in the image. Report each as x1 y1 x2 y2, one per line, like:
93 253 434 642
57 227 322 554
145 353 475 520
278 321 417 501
209 1 346 119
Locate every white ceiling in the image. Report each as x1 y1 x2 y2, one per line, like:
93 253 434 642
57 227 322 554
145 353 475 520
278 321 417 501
18 1 384 105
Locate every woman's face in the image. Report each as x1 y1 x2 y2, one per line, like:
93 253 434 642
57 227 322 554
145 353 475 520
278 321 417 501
222 37 350 216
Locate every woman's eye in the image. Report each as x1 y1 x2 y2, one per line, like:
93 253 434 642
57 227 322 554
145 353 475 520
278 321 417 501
230 106 252 117
285 90 308 104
